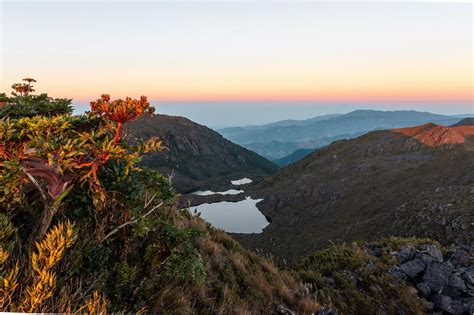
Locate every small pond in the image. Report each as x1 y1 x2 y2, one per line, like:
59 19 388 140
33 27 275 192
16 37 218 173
231 178 253 185
192 189 244 196
191 197 268 233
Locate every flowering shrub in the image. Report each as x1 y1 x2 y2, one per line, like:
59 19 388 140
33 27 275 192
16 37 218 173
0 80 186 312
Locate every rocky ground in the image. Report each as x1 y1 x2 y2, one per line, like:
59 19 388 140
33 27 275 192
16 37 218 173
386 244 473 314
284 239 474 315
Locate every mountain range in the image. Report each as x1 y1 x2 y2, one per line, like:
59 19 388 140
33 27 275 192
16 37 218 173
219 110 469 161
235 122 474 262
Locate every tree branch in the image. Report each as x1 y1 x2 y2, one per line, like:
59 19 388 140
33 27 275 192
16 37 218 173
100 202 163 243
23 169 48 202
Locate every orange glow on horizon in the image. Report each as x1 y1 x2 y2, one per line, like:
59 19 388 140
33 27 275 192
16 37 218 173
33 87 473 104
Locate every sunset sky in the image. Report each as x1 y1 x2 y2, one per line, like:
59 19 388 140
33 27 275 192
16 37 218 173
0 1 472 125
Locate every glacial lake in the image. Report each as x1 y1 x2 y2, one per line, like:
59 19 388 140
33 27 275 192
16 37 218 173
192 197 268 233
193 189 244 196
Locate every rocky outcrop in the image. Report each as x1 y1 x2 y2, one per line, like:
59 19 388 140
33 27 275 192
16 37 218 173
387 244 474 314
392 123 474 147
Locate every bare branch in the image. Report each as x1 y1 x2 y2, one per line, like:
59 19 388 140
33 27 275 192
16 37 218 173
100 202 163 243
23 169 48 202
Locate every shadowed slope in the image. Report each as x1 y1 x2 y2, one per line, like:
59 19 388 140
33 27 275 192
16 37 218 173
235 124 474 262
126 114 278 193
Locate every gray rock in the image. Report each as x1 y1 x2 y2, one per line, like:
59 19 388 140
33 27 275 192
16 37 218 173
419 244 444 262
461 297 474 314
462 266 474 286
417 282 431 297
420 298 434 311
400 259 426 279
422 261 454 293
442 274 467 298
449 249 471 267
432 294 454 313
315 307 338 315
451 299 464 315
273 304 295 315
417 253 436 265
388 266 406 279
396 246 415 263
467 283 474 297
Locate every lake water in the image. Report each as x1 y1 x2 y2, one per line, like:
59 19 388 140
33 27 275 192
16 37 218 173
231 178 253 185
192 197 268 233
193 189 244 196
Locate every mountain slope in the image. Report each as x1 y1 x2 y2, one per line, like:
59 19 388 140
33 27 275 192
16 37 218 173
452 117 474 127
219 110 467 160
126 114 278 192
235 123 474 262
273 148 317 167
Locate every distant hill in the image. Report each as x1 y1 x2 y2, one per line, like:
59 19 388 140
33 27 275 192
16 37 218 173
273 148 317 167
218 110 468 160
235 123 474 261
452 117 474 126
126 114 278 192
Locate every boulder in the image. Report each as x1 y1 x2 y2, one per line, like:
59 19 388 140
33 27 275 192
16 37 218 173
449 249 471 267
422 261 454 293
419 298 434 311
432 294 454 313
450 299 464 315
417 282 431 298
442 274 467 298
396 246 415 263
460 298 474 314
388 266 406 279
462 266 474 286
419 244 443 262
399 259 426 279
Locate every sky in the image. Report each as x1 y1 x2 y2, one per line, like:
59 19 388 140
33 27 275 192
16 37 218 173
0 1 472 127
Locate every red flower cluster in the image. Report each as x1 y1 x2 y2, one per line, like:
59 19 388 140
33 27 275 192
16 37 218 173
90 94 154 124
90 94 155 145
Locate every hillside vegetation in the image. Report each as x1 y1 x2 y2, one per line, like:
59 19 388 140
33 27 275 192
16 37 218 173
0 79 319 313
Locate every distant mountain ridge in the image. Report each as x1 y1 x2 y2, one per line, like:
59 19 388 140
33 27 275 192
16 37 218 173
219 110 469 160
126 114 278 192
236 123 474 261
452 117 474 127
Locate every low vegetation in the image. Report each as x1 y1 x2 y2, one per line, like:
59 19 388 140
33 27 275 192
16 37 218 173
0 79 320 313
